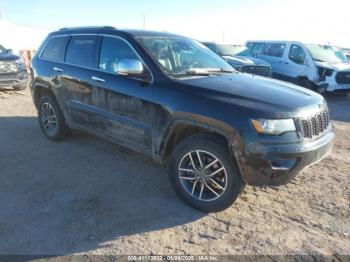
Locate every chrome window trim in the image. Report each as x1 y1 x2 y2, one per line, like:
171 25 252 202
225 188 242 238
39 33 154 83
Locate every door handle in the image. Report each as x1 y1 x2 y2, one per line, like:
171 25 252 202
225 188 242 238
91 76 105 82
53 67 63 72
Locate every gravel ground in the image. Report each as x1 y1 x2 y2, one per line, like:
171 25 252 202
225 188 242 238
0 87 349 256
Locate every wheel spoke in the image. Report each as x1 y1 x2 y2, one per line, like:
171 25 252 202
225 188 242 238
188 153 197 171
179 176 197 181
205 159 218 169
191 179 199 195
199 182 204 200
179 168 196 173
208 178 225 190
196 151 203 169
209 167 225 177
205 183 220 196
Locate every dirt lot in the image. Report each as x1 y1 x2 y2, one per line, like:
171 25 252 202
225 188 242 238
0 87 349 256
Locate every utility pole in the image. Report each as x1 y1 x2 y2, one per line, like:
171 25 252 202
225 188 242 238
142 14 146 30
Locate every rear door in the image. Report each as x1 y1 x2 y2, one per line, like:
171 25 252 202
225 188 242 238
37 35 70 110
61 35 101 127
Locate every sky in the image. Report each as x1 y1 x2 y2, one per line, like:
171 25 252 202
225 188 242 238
0 0 349 47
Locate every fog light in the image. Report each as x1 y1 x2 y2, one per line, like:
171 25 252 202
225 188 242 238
17 71 28 80
270 158 296 171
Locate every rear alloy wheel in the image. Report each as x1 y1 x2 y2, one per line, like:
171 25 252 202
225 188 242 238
169 134 245 212
38 95 69 141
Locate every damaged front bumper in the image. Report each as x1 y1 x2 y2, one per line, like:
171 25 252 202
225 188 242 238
237 127 335 186
0 70 29 89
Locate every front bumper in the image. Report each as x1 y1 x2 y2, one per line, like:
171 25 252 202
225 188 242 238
0 70 29 89
238 127 335 186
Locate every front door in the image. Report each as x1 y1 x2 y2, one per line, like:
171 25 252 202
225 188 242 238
89 35 154 154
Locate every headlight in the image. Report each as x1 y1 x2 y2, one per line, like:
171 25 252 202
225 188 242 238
317 67 334 81
251 119 296 135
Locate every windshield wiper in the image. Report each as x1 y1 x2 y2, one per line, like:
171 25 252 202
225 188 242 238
185 69 219 76
206 68 236 73
169 68 235 77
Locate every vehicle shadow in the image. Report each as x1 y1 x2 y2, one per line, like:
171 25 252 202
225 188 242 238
324 93 350 123
0 116 204 255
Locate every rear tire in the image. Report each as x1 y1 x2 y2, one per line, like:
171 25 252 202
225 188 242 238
38 95 70 141
297 78 314 90
168 134 245 212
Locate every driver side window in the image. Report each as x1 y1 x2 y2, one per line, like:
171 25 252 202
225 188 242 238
99 36 139 74
289 45 306 64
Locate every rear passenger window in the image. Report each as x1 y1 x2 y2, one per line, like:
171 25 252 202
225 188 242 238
99 36 138 74
65 36 99 68
41 36 69 61
263 43 286 57
289 45 306 64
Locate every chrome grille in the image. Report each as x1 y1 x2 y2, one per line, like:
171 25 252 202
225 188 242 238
0 61 18 73
335 71 350 84
295 108 330 139
241 65 270 76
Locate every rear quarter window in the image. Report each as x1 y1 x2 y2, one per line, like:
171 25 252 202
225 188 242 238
41 36 69 61
65 35 99 68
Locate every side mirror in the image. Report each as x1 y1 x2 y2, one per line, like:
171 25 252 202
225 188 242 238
6 49 13 54
117 59 144 76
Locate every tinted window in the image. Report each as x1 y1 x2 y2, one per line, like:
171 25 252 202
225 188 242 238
65 36 99 68
99 36 138 74
289 45 306 64
263 43 286 57
41 36 69 61
250 43 265 56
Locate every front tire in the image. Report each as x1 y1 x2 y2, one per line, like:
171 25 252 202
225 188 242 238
38 95 70 141
168 134 245 212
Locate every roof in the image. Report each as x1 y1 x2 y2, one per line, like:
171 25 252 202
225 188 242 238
55 26 184 38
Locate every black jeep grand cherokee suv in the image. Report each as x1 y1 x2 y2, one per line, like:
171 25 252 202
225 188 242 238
30 27 334 212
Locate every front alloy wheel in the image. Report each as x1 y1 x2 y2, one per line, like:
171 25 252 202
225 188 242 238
169 134 245 212
179 150 227 201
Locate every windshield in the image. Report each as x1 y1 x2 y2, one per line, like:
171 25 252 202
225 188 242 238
218 45 252 57
137 37 234 77
306 44 348 63
0 45 7 54
324 45 348 63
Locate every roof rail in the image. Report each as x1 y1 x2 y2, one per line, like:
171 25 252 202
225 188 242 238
59 26 116 31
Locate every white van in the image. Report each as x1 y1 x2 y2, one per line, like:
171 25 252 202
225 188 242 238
246 41 350 94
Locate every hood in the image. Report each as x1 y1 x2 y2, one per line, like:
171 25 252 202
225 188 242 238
0 52 19 62
315 61 350 72
223 55 270 67
179 73 324 118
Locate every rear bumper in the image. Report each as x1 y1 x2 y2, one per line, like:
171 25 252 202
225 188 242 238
238 127 335 186
0 70 29 88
